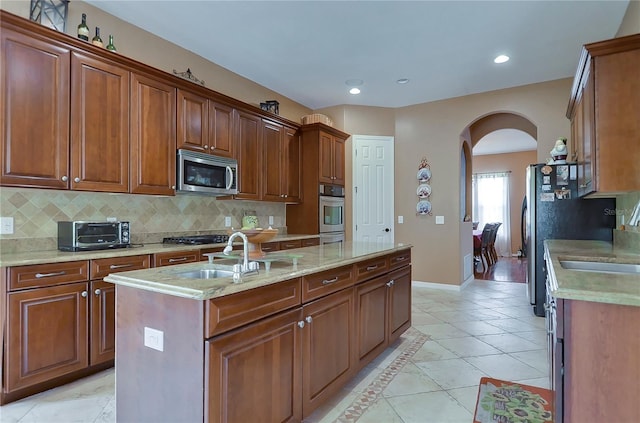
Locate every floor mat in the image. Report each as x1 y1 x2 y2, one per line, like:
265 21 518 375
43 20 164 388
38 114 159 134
474 377 553 422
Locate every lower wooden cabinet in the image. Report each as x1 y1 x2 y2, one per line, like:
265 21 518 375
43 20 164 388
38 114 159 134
388 266 412 345
89 280 116 365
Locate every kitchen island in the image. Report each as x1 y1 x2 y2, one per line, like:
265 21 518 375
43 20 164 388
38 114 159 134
105 241 412 422
544 240 640 423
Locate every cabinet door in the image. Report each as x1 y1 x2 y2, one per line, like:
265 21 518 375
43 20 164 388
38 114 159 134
90 280 115 365
235 110 261 200
387 266 411 344
284 126 301 202
209 102 235 157
130 73 176 195
206 308 302 423
302 288 354 417
355 275 388 368
318 131 334 184
332 136 346 185
70 52 129 192
1 28 70 189
262 120 284 201
580 72 595 196
6 283 89 391
177 89 208 153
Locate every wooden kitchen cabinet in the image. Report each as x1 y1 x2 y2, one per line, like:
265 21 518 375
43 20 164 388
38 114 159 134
387 266 412 344
235 110 262 200
567 34 640 196
177 89 236 158
319 130 345 185
262 120 301 202
153 250 200 267
130 72 176 195
1 25 70 189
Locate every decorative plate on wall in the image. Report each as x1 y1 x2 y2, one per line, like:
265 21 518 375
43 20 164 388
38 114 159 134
417 183 431 198
416 200 432 215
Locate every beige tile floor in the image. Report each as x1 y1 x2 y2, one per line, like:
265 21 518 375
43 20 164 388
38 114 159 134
0 280 548 423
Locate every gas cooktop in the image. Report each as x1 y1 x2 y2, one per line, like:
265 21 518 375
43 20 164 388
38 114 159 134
162 234 229 245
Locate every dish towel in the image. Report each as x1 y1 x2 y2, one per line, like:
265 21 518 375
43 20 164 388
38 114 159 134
473 377 553 422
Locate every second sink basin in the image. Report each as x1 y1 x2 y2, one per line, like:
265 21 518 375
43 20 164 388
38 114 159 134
176 269 236 279
559 260 640 275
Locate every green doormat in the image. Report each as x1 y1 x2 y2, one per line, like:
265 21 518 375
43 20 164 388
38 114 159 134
473 377 553 423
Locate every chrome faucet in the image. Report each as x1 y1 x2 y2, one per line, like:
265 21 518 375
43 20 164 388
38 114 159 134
224 231 259 279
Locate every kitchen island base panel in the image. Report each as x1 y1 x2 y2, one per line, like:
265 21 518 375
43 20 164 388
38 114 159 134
116 285 205 422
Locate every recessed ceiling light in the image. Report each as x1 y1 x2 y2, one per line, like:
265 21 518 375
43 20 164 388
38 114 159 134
345 79 364 87
349 87 361 95
396 78 410 84
494 55 510 64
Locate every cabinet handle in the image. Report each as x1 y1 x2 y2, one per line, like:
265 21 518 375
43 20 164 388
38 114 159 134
394 256 406 262
81 291 88 298
322 277 339 285
305 316 313 324
35 271 66 278
283 244 295 248
366 265 378 271
203 145 208 149
74 177 80 183
110 263 134 270
297 321 305 329
171 185 176 190
168 257 188 263
94 289 101 296
61 175 68 182
386 280 395 287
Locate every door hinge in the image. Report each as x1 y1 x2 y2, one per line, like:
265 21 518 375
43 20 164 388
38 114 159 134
355 186 358 194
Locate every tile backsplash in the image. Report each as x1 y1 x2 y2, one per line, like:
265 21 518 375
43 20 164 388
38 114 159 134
0 188 286 253
614 191 640 252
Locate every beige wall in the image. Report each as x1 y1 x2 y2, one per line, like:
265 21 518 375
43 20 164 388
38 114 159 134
616 0 640 37
472 150 538 254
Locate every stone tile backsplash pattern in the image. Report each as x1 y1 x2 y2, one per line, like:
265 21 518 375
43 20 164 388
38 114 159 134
0 188 286 253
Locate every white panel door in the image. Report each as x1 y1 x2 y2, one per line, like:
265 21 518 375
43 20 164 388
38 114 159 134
353 135 394 243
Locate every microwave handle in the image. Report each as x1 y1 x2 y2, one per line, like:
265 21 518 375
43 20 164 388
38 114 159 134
226 166 233 190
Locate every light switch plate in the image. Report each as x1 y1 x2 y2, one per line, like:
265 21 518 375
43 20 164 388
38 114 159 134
144 327 164 352
224 216 232 227
435 215 445 225
397 216 404 224
0 217 14 234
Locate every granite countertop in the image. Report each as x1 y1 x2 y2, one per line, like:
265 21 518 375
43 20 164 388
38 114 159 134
544 239 640 307
105 242 412 300
0 234 319 267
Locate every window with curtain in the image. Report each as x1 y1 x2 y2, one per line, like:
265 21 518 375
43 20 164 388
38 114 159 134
472 171 511 257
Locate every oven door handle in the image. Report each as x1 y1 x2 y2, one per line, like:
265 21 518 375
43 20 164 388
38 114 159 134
225 166 233 190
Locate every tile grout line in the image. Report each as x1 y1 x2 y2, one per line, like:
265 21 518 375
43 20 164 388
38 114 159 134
333 327 430 423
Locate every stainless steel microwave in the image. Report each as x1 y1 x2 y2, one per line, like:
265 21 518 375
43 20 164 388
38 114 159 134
176 149 238 196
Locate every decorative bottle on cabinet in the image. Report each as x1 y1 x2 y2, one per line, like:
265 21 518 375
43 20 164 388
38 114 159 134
77 13 89 41
106 35 116 52
91 27 103 47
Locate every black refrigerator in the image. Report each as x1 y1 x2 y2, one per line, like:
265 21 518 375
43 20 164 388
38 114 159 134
525 163 615 317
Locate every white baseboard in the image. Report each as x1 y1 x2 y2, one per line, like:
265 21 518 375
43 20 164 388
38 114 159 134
412 280 464 292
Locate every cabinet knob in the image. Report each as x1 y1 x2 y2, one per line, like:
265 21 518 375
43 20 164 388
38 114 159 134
74 177 80 183
94 289 101 296
297 321 305 328
203 145 208 149
81 291 88 298
171 185 176 189
386 280 395 287
61 175 68 182
305 316 313 324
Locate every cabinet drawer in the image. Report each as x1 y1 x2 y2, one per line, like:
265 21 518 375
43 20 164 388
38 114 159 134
354 256 388 283
302 265 353 302
199 246 224 261
90 254 151 279
260 241 280 253
206 278 301 338
388 250 411 271
280 239 302 250
301 238 320 247
153 250 200 267
8 261 89 291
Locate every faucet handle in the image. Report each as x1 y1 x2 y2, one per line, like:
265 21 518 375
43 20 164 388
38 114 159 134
248 261 259 271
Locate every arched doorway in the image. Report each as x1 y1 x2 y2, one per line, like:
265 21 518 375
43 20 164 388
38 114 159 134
461 111 538 281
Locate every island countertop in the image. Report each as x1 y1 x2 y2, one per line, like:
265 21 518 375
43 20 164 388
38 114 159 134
544 239 640 306
104 242 412 300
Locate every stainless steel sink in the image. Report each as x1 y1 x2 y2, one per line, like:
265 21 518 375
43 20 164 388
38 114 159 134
175 269 236 279
559 260 640 274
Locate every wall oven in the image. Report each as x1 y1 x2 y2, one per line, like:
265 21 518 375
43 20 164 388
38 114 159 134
176 149 238 196
319 184 345 234
319 231 345 246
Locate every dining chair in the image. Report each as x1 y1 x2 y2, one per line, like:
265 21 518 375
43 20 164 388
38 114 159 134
474 223 494 272
488 222 502 264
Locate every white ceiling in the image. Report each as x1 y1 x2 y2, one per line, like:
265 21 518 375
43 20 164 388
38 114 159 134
473 128 537 156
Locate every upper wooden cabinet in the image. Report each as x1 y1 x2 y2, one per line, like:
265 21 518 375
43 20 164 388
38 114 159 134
235 110 262 200
177 89 235 158
567 34 640 196
262 120 301 203
319 130 346 185
130 73 176 195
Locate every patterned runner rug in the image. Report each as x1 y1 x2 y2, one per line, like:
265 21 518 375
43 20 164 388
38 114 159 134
473 377 553 422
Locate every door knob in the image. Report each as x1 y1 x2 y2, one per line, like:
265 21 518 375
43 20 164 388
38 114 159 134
383 228 390 232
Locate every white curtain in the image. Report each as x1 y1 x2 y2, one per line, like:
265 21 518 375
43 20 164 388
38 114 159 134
472 172 511 257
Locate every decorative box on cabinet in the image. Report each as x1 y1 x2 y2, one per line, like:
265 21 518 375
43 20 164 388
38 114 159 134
567 33 640 196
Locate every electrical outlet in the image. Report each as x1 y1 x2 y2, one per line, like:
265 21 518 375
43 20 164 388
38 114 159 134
224 216 232 227
435 215 445 225
144 327 164 352
268 216 274 225
106 216 117 222
0 217 14 234
397 216 404 224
